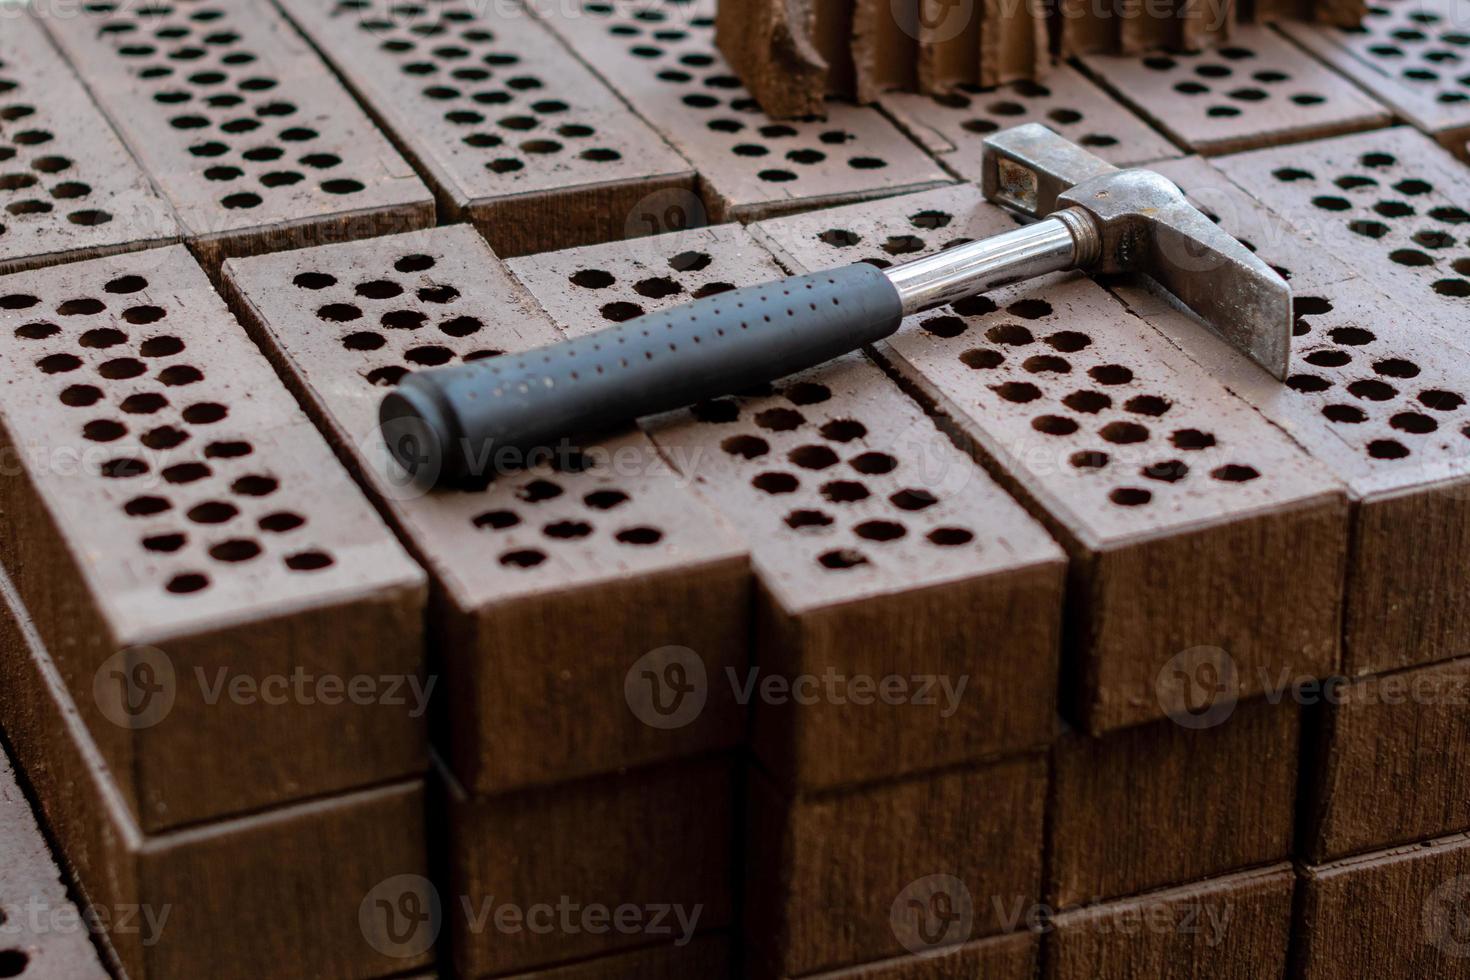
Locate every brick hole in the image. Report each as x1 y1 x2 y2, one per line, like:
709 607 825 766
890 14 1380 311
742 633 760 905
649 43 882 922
1171 428 1217 450
850 451 896 474
634 276 683 299
543 520 592 538
1323 404 1366 423
124 495 170 517
101 457 149 479
615 526 663 545
1063 390 1110 413
356 279 404 300
162 462 210 483
143 532 186 552
61 385 103 407
821 479 868 502
994 381 1041 403
1110 487 1151 506
819 419 866 442
1349 378 1397 400
473 509 519 530
13 322 58 340
517 478 563 502
1434 279 1470 297
209 539 261 562
382 310 427 330
927 527 973 545
600 301 643 321
691 399 739 423
883 234 925 255
166 572 209 594
784 382 830 405
1089 364 1133 385
1023 354 1070 374
987 323 1033 345
721 434 768 458
1032 414 1079 436
231 474 278 496
1142 459 1188 482
1046 330 1090 352
439 316 482 337
105 275 148 294
855 519 905 541
285 551 335 571
295 272 337 289
122 306 166 325
317 303 361 322
1071 450 1109 469
752 471 798 494
960 348 1003 370
571 269 615 288
1305 350 1351 368
921 314 966 338
57 298 105 316
818 548 867 569
1391 411 1438 433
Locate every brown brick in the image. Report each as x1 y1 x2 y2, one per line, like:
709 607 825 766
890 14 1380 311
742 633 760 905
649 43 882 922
753 184 1348 735
1294 832 1470 979
527 0 951 222
437 755 735 977
880 65 1182 184
1211 126 1470 339
0 565 431 980
1050 699 1300 907
1300 658 1470 862
506 224 1065 792
0 13 180 277
0 245 426 832
37 0 433 273
1079 27 1391 155
223 225 749 794
1045 864 1295 980
0 746 109 979
1282 0 1470 157
745 755 1046 977
800 930 1037 978
1125 155 1470 676
274 0 694 257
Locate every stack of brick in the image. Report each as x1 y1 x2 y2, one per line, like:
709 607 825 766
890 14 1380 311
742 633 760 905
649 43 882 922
709 0 1366 119
222 224 752 978
1111 130 1470 977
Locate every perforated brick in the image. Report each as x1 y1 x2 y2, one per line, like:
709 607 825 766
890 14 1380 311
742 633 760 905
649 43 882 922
880 65 1182 182
1080 26 1392 154
1120 159 1470 676
37 0 433 271
0 13 179 276
222 224 749 794
507 223 1065 790
1296 831 1470 979
1301 657 1470 862
439 754 735 976
527 0 952 222
274 0 695 257
1283 0 1470 155
745 754 1045 978
752 184 1348 734
0 245 426 832
0 747 109 980
0 569 431 980
1044 865 1295 980
1213 126 1470 335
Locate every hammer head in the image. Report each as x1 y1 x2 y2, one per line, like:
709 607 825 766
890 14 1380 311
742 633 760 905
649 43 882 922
980 123 1292 380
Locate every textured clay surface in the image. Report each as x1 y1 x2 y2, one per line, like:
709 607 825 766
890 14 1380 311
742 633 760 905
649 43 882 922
880 65 1182 183
1283 0 1470 151
275 0 695 255
1081 26 1392 155
224 225 750 795
528 0 951 221
38 0 432 265
508 224 1066 789
0 245 426 831
0 14 180 276
752 183 1348 733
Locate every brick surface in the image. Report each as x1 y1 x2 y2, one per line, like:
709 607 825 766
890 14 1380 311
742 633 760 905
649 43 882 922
0 565 431 980
0 245 426 832
1149 147 1470 675
798 932 1037 978
0 747 109 980
223 225 749 794
0 13 179 276
503 935 732 978
38 0 433 271
752 184 1348 734
1050 699 1300 907
1294 831 1470 978
1300 657 1470 861
745 755 1045 978
437 754 735 977
880 65 1182 183
507 223 1066 791
1212 126 1470 336
1045 864 1295 980
1282 0 1470 154
275 0 695 257
527 0 951 222
1080 26 1392 155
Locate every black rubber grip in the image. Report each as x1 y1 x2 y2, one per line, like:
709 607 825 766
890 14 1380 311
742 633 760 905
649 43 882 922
380 263 903 486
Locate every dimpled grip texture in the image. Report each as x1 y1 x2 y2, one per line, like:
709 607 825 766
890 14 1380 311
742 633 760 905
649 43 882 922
383 263 904 484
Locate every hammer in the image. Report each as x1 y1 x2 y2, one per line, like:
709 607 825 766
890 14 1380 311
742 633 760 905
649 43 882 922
382 124 1290 486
